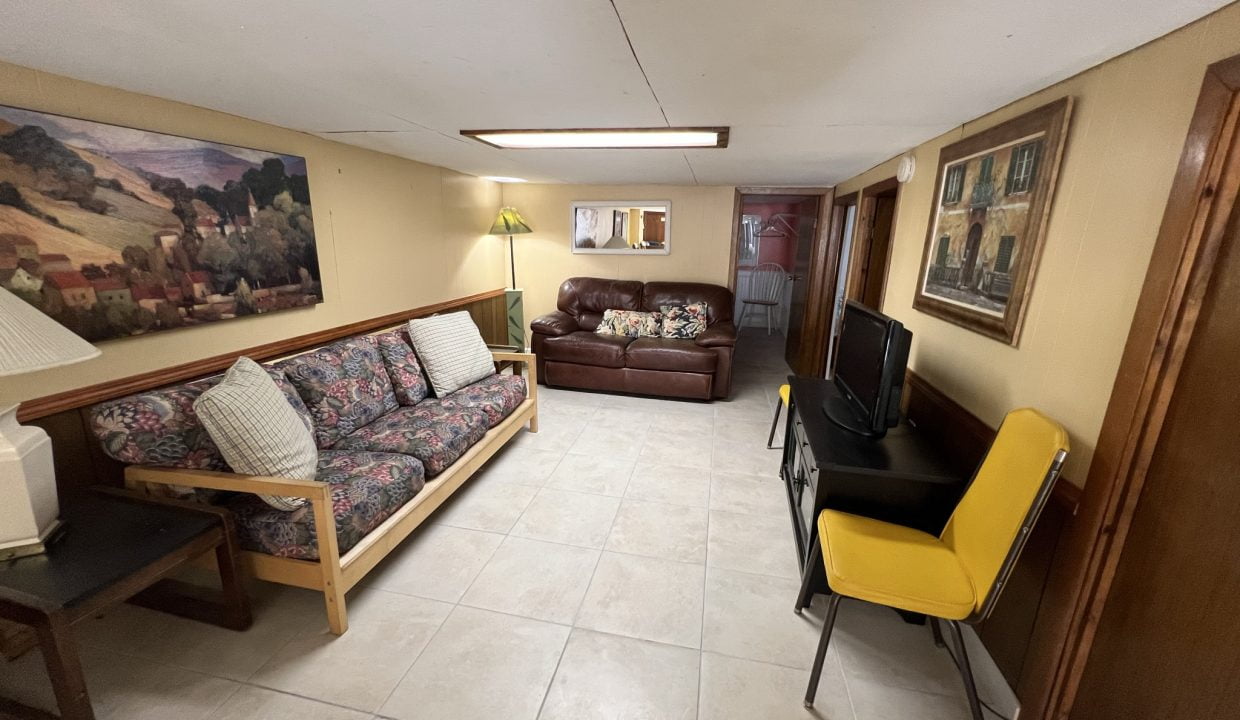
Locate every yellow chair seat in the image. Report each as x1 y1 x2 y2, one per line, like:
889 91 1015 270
818 510 976 620
778 384 790 406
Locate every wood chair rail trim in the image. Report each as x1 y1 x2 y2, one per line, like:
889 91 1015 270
17 287 508 422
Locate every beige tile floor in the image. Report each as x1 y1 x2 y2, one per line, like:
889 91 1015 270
0 329 1005 719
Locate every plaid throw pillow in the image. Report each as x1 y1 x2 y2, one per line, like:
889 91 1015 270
595 309 661 338
660 303 708 339
195 357 319 511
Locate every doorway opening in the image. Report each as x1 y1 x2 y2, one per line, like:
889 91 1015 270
729 188 834 375
848 177 900 312
823 192 858 376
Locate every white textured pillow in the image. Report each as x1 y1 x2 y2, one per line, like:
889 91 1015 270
195 357 319 511
406 311 495 396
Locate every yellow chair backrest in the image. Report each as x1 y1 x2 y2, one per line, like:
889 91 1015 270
940 408 1069 616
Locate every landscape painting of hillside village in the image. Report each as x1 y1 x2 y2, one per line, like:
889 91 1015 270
0 104 321 342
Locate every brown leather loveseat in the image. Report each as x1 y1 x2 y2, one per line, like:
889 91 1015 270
530 277 737 400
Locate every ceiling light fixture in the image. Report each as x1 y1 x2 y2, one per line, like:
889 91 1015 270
462 127 729 150
481 176 527 183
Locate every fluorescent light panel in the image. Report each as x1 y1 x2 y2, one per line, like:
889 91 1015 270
482 176 527 183
462 127 729 149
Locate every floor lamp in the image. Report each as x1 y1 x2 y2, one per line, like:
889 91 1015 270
489 207 533 348
0 287 100 559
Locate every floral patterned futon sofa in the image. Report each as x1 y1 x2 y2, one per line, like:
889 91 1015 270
89 326 537 634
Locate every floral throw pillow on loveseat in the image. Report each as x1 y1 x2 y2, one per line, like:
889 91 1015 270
660 303 709 339
595 309 661 338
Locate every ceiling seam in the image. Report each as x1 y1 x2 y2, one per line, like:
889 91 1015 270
682 153 699 185
608 0 669 126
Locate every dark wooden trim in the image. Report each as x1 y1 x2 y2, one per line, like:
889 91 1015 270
848 177 901 309
796 189 839 376
460 127 730 149
912 97 1073 346
727 190 744 293
17 288 507 422
727 187 838 376
1034 53 1240 720
735 186 834 195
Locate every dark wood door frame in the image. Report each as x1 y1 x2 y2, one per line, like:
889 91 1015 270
1022 53 1240 720
848 177 901 310
728 186 838 375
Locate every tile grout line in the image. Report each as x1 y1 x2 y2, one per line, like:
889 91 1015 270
529 446 628 720
695 440 714 720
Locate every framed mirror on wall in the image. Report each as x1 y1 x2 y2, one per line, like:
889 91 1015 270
571 201 670 254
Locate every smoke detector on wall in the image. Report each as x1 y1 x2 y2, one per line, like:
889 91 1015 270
896 154 916 183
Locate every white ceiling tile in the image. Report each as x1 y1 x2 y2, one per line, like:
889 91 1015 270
0 0 1228 186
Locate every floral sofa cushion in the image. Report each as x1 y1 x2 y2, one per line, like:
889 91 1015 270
226 450 425 560
439 373 527 428
595 309 661 338
374 329 429 406
91 378 229 471
333 401 489 477
660 302 709 339
278 335 399 449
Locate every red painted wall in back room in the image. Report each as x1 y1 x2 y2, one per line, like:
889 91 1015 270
740 201 800 270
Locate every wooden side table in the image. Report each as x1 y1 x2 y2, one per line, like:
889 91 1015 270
0 490 251 720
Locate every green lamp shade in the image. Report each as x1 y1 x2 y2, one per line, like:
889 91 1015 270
489 207 533 235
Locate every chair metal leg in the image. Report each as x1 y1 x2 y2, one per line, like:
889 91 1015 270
804 593 842 708
766 399 783 449
929 616 946 648
795 533 822 614
944 620 985 720
737 303 750 330
766 305 773 335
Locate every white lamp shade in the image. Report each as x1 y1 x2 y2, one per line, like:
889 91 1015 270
0 286 100 377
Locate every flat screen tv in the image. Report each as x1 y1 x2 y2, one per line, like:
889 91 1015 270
824 301 912 438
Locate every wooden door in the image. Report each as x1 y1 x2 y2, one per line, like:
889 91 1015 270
860 194 896 310
643 211 666 246
1068 178 1240 718
961 222 983 287
784 202 819 371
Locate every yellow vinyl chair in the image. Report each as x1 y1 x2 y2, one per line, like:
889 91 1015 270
798 408 1069 719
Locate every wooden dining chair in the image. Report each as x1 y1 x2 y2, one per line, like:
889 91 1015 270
737 263 787 335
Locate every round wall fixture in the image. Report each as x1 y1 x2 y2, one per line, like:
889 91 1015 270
896 154 916 183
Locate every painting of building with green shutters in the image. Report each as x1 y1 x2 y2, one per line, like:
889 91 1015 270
922 134 1044 316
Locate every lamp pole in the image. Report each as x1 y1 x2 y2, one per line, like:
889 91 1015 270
509 234 517 289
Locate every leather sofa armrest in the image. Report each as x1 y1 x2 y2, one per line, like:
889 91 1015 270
695 322 737 348
531 311 577 337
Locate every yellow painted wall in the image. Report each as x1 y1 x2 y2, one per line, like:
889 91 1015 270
0 60 505 405
835 4 1240 481
498 184 736 327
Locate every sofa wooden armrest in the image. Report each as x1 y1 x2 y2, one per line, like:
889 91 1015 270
492 350 538 431
126 466 331 500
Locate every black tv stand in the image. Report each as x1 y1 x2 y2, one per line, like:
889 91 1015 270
821 391 887 439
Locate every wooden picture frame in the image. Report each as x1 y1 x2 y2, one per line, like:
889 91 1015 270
913 97 1073 345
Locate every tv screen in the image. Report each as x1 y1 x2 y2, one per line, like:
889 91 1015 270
835 308 888 418
828 301 912 437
